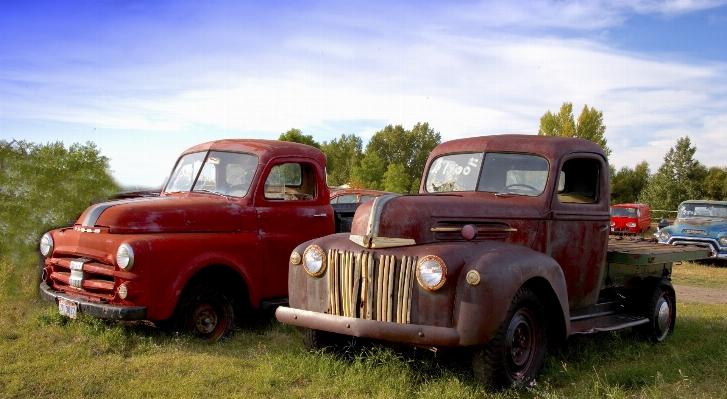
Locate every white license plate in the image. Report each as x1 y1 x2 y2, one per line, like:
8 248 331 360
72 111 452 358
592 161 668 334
58 298 78 319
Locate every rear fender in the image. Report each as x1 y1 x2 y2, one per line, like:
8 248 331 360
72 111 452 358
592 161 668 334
453 245 570 345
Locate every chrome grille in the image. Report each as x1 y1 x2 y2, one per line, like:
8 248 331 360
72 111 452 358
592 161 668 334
327 249 416 323
48 256 115 298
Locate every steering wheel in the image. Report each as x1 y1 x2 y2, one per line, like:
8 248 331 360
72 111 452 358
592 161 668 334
502 183 539 193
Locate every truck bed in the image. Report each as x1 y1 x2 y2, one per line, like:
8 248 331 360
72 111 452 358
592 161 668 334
606 238 711 265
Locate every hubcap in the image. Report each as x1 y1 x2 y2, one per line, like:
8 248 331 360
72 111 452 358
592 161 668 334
193 303 219 334
506 309 536 376
656 295 671 335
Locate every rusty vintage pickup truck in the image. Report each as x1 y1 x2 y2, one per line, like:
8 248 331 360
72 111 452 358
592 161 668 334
38 139 359 341
276 134 709 388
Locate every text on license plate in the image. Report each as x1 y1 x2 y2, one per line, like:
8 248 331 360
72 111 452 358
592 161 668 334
58 298 78 319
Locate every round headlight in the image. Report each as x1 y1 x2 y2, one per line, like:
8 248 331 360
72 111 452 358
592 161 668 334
116 244 134 270
303 245 326 277
719 236 727 247
658 231 670 242
626 222 636 228
40 233 54 257
416 255 447 291
610 221 615 226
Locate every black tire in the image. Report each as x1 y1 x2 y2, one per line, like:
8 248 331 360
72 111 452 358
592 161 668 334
175 283 235 341
635 279 676 343
301 327 351 353
472 286 547 389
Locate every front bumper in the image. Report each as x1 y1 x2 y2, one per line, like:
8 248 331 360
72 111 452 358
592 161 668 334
275 306 462 347
663 238 727 259
40 282 146 320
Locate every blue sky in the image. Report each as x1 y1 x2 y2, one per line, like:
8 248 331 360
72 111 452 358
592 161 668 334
1 0 726 188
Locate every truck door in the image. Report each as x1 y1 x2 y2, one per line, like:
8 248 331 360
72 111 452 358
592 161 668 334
548 154 611 309
255 159 334 299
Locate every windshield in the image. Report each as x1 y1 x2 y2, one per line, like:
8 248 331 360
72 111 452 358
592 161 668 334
426 153 483 192
611 207 637 217
164 151 259 198
425 152 549 196
678 203 727 219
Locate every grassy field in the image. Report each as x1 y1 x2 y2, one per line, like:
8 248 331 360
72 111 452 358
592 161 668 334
2 258 726 398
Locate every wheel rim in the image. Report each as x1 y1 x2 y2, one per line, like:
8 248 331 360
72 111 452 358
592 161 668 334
505 308 537 378
655 294 672 338
191 302 222 336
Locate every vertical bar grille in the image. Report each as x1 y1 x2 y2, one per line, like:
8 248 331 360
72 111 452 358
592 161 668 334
327 249 416 324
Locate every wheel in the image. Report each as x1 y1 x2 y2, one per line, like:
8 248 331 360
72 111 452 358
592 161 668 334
472 286 547 389
301 328 351 353
175 283 235 341
635 279 676 342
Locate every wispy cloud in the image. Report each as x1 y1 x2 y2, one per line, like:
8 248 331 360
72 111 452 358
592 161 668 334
1 0 726 186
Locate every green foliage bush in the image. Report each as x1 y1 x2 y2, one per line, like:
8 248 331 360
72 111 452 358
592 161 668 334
0 140 119 270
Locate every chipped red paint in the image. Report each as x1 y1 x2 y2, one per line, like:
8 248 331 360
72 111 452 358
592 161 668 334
39 139 348 326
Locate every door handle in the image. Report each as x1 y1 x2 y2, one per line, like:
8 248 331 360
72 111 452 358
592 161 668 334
312 213 327 217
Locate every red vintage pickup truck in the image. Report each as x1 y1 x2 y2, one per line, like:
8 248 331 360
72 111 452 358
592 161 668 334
38 139 358 340
276 134 709 388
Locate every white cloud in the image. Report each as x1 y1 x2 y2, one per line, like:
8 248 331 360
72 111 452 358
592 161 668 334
2 0 727 187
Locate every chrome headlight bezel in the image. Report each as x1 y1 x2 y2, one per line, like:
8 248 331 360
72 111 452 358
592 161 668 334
719 235 727 247
658 231 670 242
40 233 54 258
116 244 135 270
416 255 447 291
303 245 326 277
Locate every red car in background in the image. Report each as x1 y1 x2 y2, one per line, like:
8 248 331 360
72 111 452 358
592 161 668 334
329 188 390 204
610 203 651 234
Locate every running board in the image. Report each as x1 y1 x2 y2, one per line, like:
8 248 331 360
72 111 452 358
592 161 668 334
570 314 648 335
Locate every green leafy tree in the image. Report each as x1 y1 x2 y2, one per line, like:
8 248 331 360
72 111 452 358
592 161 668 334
321 134 363 187
364 122 440 192
538 102 611 157
350 152 385 190
702 166 727 201
383 164 410 194
0 140 119 267
610 161 650 205
278 128 320 149
638 136 706 215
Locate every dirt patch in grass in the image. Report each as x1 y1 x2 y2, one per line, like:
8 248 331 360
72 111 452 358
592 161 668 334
674 285 727 304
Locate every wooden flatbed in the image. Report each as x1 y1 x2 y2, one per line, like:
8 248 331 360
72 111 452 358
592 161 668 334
606 238 711 265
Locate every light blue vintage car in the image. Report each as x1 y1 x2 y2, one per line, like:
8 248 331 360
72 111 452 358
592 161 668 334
656 200 727 260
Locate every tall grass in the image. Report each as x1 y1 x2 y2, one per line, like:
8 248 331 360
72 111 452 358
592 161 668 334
2 257 726 398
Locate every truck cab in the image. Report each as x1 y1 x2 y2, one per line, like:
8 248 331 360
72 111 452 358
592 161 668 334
39 139 351 340
276 135 709 389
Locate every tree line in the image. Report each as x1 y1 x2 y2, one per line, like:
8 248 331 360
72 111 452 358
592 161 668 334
279 122 441 194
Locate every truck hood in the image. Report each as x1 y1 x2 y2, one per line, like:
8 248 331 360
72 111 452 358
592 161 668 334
77 196 242 233
349 194 545 247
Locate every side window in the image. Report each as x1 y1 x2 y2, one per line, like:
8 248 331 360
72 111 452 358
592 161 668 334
557 158 600 204
264 163 316 201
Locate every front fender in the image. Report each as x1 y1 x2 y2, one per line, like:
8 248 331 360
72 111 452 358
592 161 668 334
453 244 570 345
148 232 263 320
